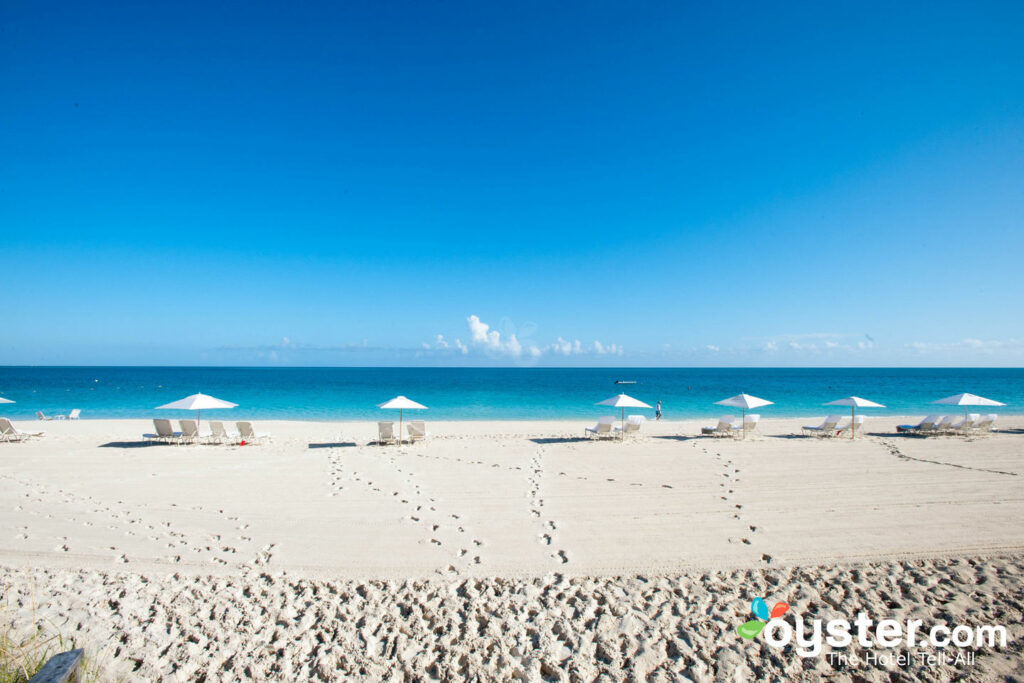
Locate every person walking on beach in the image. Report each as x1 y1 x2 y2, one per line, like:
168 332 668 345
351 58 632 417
655 401 662 420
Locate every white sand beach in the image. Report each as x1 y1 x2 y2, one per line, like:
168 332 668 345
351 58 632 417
2 417 1023 680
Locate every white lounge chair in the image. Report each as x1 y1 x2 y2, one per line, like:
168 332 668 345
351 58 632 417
36 411 54 421
179 420 202 444
802 415 842 437
407 420 430 443
971 414 997 434
0 418 44 442
377 421 398 445
897 415 939 434
949 413 979 436
614 415 645 438
585 416 616 439
934 415 955 434
207 420 236 445
739 414 761 437
915 418 942 436
237 421 270 444
835 415 865 438
67 409 80 420
702 415 737 437
143 418 181 444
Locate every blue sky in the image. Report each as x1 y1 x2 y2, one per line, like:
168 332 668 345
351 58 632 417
2 1 1022 366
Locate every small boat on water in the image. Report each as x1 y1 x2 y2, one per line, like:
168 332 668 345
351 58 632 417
614 380 637 384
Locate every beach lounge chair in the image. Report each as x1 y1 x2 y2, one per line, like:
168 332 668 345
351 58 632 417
67 409 80 420
802 415 842 438
407 420 430 443
585 416 616 439
897 415 937 434
933 415 955 434
739 414 761 437
971 414 997 434
377 421 398 445
207 420 236 445
950 413 979 436
614 415 645 438
237 422 270 444
702 415 737 437
914 417 942 436
0 418 44 442
835 415 865 438
178 420 202 444
35 411 54 421
143 419 181 444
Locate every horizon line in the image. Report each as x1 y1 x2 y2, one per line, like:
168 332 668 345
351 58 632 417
2 365 1023 370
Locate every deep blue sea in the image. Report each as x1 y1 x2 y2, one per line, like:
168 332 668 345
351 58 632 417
0 367 1020 421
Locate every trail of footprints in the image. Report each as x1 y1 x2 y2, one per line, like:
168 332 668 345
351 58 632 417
386 452 487 577
529 447 568 565
326 449 486 577
1 473 269 569
692 442 771 565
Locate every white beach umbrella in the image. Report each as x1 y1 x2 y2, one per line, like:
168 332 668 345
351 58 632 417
933 392 1005 421
0 397 14 404
823 396 885 440
714 393 773 440
155 392 237 429
596 393 652 440
377 396 428 444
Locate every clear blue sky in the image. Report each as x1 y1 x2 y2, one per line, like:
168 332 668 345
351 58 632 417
2 1 1022 366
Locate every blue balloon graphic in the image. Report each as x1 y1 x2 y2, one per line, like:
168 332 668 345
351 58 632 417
751 597 771 621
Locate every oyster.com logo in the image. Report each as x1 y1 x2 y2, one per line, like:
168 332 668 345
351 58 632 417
737 597 789 640
735 596 1008 661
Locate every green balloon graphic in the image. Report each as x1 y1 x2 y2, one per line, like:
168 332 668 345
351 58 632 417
736 620 765 640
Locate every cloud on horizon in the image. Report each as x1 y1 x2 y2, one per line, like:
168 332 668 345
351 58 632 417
451 315 622 360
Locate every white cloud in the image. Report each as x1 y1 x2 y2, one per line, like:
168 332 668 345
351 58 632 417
427 316 624 359
591 340 622 355
705 345 720 353
465 315 525 357
549 337 582 356
907 338 1024 355
763 341 778 352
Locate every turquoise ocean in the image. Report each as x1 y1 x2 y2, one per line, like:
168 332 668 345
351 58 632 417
0 367 1020 422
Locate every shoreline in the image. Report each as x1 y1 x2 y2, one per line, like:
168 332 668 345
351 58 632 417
5 412 1023 423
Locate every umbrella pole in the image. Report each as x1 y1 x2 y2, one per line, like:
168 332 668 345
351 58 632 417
198 409 201 433
400 408 403 446
621 407 625 441
741 408 746 440
851 407 855 440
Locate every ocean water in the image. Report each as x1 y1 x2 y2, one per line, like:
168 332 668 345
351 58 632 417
0 367 1020 421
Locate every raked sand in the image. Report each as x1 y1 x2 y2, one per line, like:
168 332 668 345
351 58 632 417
2 417 1023 680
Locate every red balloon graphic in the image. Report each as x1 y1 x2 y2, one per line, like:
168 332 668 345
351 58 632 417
771 602 790 619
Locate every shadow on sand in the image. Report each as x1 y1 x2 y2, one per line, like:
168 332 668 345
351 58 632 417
100 441 159 449
529 437 591 445
308 442 359 449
